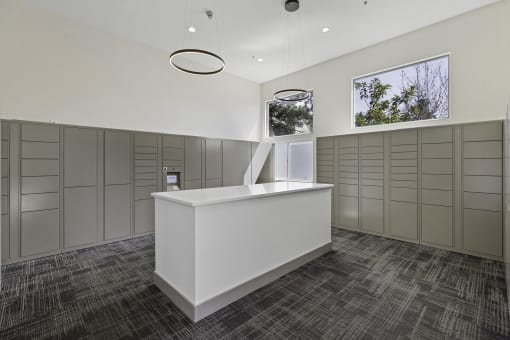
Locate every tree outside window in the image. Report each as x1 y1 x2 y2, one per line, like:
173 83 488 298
267 91 313 137
353 55 449 127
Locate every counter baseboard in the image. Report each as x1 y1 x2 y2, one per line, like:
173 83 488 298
154 242 333 322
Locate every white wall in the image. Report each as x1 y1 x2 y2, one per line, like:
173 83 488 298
0 1 261 141
261 2 510 139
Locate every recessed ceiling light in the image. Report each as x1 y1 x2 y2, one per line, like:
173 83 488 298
256 58 264 62
188 26 196 33
321 27 330 33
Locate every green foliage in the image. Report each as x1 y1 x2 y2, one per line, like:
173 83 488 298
269 97 313 137
354 78 420 127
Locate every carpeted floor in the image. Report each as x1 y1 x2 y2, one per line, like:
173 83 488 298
0 228 509 339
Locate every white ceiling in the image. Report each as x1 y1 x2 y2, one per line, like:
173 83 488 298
22 0 498 83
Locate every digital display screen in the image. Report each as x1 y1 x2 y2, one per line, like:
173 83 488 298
167 175 178 184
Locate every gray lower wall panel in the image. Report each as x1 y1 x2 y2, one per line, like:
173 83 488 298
64 186 98 248
328 121 504 261
20 209 59 257
2 119 269 264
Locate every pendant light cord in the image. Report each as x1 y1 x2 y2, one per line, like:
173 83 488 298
182 0 191 49
283 12 291 92
298 11 309 90
212 0 222 56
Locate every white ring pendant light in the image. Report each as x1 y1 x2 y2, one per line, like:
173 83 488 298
169 4 224 75
274 0 309 102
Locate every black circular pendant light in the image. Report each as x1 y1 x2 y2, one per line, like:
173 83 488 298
169 4 224 76
273 0 309 102
169 49 225 75
274 89 310 102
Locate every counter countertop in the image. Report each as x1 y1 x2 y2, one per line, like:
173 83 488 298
151 182 334 207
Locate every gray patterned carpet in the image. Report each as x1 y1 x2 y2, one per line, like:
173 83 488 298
0 228 509 339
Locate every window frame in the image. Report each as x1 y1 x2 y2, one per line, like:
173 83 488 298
274 140 314 183
351 53 451 129
264 89 314 141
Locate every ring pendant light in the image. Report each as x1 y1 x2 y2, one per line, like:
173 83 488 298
274 89 310 102
273 0 309 102
169 49 225 75
169 4 224 75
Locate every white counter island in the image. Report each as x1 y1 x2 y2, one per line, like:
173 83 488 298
152 182 333 321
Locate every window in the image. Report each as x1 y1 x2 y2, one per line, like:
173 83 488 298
353 55 449 127
274 141 313 182
266 91 313 137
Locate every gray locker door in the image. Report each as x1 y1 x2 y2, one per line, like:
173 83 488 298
63 127 99 248
134 133 158 235
206 178 222 188
185 179 202 190
64 128 98 187
105 131 131 185
163 135 185 148
134 199 154 234
1 123 9 261
317 137 335 225
205 139 222 182
64 186 98 248
19 123 61 258
185 136 202 183
105 184 131 240
21 209 59 257
222 140 251 187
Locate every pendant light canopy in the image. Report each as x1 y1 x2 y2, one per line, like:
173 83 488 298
169 4 224 75
273 0 309 102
